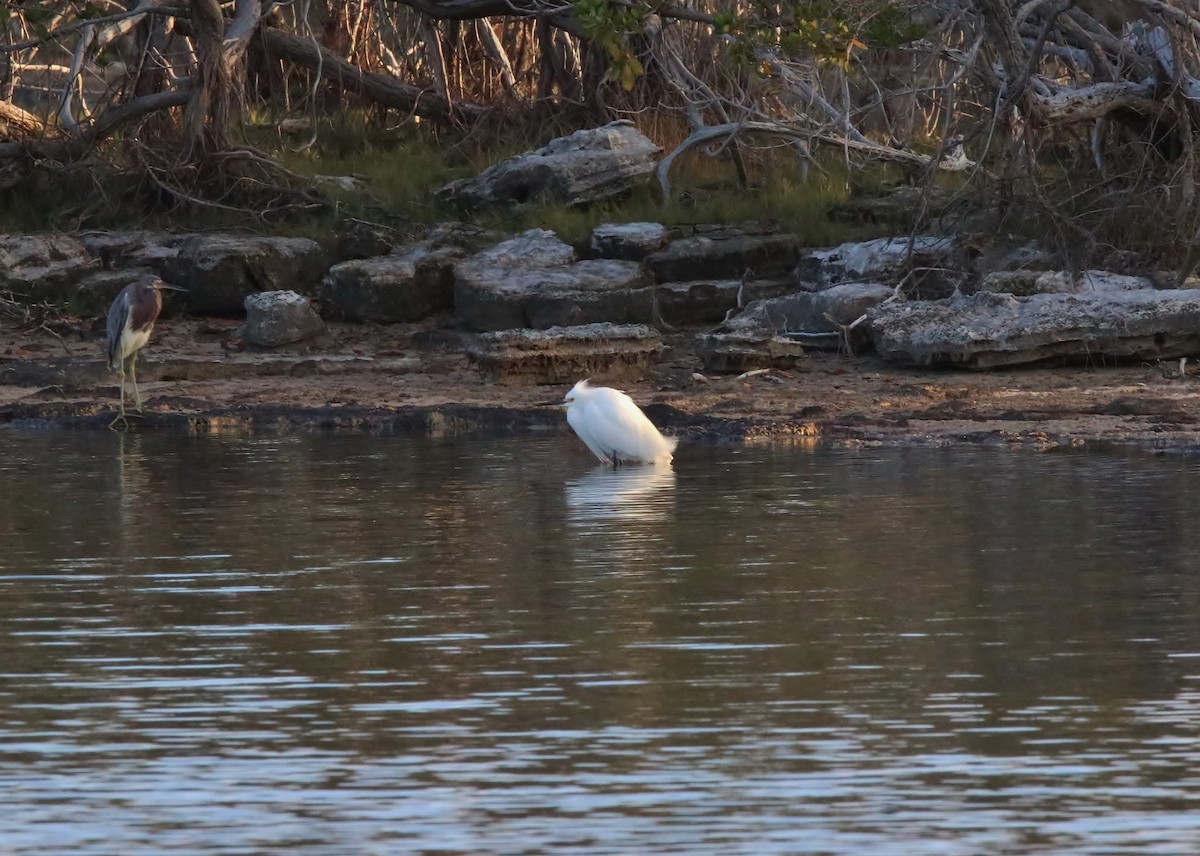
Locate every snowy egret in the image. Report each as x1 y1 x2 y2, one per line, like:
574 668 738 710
559 380 677 466
106 275 185 427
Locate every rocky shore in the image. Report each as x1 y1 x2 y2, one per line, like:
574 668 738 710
4 124 1200 450
5 308 1200 452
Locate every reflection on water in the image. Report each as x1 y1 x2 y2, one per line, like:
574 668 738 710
3 433 1200 854
565 464 677 521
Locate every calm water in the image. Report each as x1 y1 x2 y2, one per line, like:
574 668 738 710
3 432 1200 854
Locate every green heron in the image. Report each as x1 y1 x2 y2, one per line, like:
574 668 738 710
106 275 185 427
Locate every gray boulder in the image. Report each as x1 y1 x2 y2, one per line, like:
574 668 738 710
796 235 959 294
869 289 1200 368
646 223 801 282
243 291 326 347
656 278 797 325
467 323 663 385
589 222 670 261
321 242 463 323
423 221 506 254
0 233 94 299
76 230 189 274
977 269 1154 297
454 229 653 331
693 283 892 369
163 234 327 316
720 282 893 343
437 121 660 209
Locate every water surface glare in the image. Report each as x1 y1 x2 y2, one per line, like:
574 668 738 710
3 432 1200 854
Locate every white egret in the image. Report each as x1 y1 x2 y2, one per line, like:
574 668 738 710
560 380 677 466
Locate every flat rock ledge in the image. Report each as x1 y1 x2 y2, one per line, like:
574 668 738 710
454 230 652 331
694 283 894 371
869 289 1200 368
694 332 807 373
466 323 663 385
321 243 463 323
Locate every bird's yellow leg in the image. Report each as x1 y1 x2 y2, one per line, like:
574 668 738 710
109 357 128 429
131 353 143 413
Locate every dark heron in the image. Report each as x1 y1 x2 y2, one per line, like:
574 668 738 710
106 275 185 426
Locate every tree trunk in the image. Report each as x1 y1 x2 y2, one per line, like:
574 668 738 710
184 0 231 153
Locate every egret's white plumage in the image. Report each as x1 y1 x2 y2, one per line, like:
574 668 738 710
562 380 677 466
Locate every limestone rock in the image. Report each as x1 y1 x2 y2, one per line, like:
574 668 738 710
0 233 94 299
437 121 661 209
796 236 959 294
424 221 506 254
589 222 670 261
454 230 652 331
646 223 801 282
322 242 463 323
243 290 326 347
76 230 190 274
869 289 1200 368
163 234 327 316
707 283 893 350
694 332 807 373
463 228 575 269
692 282 894 371
656 278 797 325
977 269 1154 297
467 323 663 385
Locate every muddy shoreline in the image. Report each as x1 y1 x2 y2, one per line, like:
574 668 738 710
4 319 1200 453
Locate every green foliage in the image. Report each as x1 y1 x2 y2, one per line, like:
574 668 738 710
573 0 646 91
5 0 57 37
719 0 927 73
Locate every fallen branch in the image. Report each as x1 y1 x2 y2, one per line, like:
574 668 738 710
0 89 192 160
257 27 488 122
656 121 969 201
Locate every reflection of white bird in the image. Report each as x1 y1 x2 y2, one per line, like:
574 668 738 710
561 380 678 466
566 465 677 523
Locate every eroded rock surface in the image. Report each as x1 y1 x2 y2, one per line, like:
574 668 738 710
163 234 327 316
243 290 326 347
869 289 1200 368
77 230 189 274
0 233 93 298
693 283 893 369
322 243 463 323
467 323 663 384
438 121 660 209
656 278 797 325
646 223 801 282
694 331 807 373
454 230 653 331
796 236 959 295
588 222 670 261
977 269 1154 297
